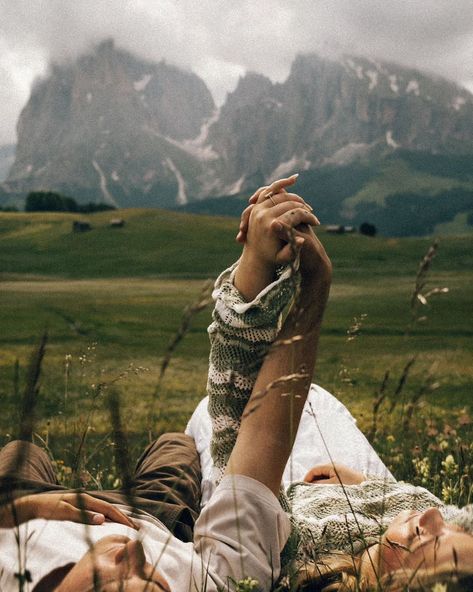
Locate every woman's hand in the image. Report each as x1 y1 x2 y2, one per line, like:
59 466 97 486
303 463 365 485
236 174 306 243
234 175 320 300
1 493 137 529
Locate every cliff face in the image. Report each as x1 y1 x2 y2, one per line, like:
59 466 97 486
6 40 215 207
3 42 473 207
207 53 473 192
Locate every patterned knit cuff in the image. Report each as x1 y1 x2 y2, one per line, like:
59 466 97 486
212 260 300 328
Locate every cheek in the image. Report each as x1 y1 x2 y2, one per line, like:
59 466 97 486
378 539 410 572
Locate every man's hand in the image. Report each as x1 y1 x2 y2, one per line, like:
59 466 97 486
272 214 332 287
1 493 137 529
303 463 365 485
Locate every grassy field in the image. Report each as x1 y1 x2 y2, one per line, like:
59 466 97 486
0 209 472 503
343 158 473 214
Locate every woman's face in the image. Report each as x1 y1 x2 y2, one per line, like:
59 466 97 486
362 507 473 578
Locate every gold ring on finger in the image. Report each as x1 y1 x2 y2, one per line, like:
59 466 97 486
266 192 277 206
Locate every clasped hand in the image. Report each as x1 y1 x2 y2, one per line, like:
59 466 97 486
234 175 332 301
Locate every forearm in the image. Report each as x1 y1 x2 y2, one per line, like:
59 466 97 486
233 251 276 301
226 272 331 496
210 178 330 494
207 262 297 480
0 497 29 528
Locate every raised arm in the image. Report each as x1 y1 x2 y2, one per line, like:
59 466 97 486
225 190 331 495
207 177 312 482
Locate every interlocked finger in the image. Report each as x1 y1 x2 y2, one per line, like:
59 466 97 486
237 194 308 242
261 191 314 212
248 185 269 204
251 174 299 205
271 207 319 235
236 204 255 243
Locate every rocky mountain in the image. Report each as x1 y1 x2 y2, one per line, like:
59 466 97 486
207 53 473 193
1 41 473 235
2 39 215 208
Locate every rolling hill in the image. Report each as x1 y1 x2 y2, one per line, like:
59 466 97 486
1 208 472 279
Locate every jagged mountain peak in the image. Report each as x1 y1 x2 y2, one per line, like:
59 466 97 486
226 71 273 107
6 40 216 207
2 43 472 212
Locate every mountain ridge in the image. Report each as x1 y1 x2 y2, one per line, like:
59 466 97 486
1 40 472 236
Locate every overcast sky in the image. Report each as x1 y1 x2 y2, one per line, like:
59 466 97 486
0 0 472 144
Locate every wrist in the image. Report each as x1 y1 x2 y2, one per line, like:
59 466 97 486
292 273 331 328
0 497 29 527
234 250 277 301
12 497 31 524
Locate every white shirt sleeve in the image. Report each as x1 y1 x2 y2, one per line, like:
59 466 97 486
193 474 291 591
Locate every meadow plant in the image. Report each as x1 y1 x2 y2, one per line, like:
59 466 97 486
1 239 471 591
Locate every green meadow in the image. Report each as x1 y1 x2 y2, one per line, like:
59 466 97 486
0 209 472 498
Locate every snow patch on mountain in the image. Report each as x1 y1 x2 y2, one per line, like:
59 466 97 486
386 130 400 149
452 96 466 111
268 156 300 181
263 98 283 109
92 160 118 207
366 70 378 91
389 75 399 94
324 143 372 166
222 176 245 195
164 135 219 161
345 58 364 80
164 157 187 205
406 80 420 96
133 74 152 92
172 109 220 160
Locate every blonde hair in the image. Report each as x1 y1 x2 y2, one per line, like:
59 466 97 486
296 554 473 591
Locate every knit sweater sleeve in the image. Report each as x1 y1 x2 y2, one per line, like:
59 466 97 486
207 260 298 483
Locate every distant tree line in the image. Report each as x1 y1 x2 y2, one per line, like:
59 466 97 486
24 191 116 213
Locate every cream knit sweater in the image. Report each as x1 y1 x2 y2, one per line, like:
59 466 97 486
207 262 472 560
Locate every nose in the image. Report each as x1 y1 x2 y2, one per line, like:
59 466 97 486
418 507 444 535
114 539 147 575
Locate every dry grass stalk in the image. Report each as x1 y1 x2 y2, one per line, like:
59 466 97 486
402 364 440 432
408 240 448 331
17 332 47 442
70 362 147 487
148 279 213 441
305 402 384 588
107 389 137 510
387 355 417 414
242 369 310 418
346 313 368 342
12 358 20 401
367 370 390 442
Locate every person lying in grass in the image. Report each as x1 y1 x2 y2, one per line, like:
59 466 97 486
0 175 330 592
193 175 473 591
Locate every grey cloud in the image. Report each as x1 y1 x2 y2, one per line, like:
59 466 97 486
0 0 472 143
